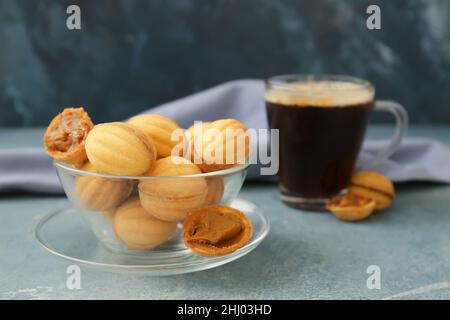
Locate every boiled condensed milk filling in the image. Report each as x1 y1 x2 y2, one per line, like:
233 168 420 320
265 80 375 107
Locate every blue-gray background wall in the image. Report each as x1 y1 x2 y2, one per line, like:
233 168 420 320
0 0 449 126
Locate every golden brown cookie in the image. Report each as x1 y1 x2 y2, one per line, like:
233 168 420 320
128 114 184 159
182 205 253 257
349 171 395 210
75 162 133 211
43 107 94 167
139 156 207 222
193 119 250 172
326 192 376 221
112 198 177 250
85 122 157 176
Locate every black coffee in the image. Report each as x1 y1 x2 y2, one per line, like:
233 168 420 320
266 82 374 199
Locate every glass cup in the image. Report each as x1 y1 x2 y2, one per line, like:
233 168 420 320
265 74 408 210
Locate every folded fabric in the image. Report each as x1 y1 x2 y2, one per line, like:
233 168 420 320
358 138 450 183
0 149 61 193
1 79 450 194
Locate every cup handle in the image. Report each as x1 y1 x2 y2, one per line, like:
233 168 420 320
362 100 409 169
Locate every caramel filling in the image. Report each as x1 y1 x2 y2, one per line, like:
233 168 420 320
47 114 89 152
185 211 244 248
327 193 372 208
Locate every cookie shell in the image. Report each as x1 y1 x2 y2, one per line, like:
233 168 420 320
182 205 253 257
139 156 207 222
75 162 133 211
193 119 250 172
350 171 395 210
85 122 157 176
43 107 94 167
128 114 184 159
112 198 177 250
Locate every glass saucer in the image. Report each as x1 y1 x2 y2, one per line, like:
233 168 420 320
35 198 270 275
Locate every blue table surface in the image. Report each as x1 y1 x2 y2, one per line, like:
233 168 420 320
1 125 450 300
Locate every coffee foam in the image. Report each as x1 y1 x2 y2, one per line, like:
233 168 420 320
265 81 374 107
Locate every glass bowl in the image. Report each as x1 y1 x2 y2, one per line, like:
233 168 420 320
54 161 249 255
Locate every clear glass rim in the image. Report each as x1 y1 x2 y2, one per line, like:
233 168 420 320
54 160 250 180
266 74 375 94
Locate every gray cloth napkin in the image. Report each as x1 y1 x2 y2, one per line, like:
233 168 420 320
1 79 450 194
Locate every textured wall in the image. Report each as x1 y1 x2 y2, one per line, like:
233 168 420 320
0 0 449 126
